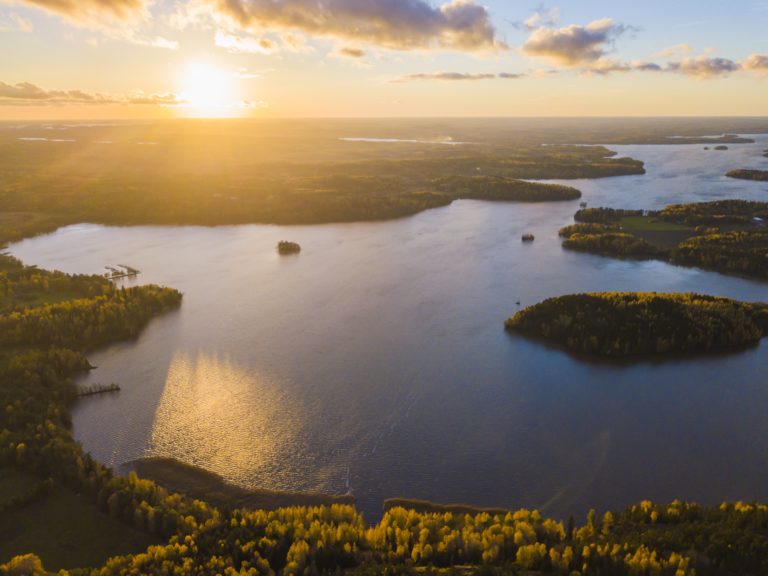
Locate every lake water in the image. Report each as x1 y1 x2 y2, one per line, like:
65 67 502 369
9 135 768 522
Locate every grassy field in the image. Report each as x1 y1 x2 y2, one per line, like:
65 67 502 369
0 470 159 571
619 216 694 248
0 468 40 506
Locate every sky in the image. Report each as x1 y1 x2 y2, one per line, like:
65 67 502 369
1 0 768 119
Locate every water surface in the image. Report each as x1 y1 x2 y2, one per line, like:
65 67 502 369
10 135 768 522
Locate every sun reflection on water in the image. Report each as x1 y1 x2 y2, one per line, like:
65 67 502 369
147 351 305 488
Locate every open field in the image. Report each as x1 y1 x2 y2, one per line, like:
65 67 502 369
0 470 159 571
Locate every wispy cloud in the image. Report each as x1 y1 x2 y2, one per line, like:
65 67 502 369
9 0 149 25
392 72 525 82
0 11 32 32
333 46 367 59
522 6 559 31
0 81 185 106
215 30 276 54
656 43 693 58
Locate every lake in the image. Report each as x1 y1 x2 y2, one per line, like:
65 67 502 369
9 133 768 522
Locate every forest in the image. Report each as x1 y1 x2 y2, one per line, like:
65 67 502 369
0 122 650 239
505 292 768 357
562 201 768 279
561 233 666 260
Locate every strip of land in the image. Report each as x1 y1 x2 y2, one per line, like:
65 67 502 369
131 457 355 511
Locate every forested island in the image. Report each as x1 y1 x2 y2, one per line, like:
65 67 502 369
277 241 302 255
562 200 768 279
506 292 768 357
726 169 768 181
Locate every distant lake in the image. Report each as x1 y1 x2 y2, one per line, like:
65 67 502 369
9 133 768 522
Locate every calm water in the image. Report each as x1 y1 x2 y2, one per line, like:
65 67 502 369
9 135 768 522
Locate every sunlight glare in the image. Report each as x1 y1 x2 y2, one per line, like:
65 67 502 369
180 62 239 118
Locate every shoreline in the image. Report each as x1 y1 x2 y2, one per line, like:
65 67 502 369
128 457 356 511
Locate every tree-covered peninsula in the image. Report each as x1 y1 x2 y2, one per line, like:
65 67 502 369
561 201 768 279
506 292 768 357
726 169 768 182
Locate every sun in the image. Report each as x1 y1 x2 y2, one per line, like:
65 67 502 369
180 62 239 118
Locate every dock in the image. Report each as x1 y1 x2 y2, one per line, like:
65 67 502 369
77 383 121 397
104 264 140 280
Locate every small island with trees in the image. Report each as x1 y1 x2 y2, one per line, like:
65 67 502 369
726 169 768 182
277 241 301 255
506 292 768 357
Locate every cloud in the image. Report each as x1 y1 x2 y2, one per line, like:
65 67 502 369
392 71 524 82
743 53 768 72
144 36 179 50
522 6 559 31
522 18 630 66
333 46 366 59
9 0 149 25
0 81 185 106
0 11 33 31
656 43 693 58
127 92 186 105
204 0 505 52
666 56 741 78
215 30 276 54
633 61 663 72
234 68 264 79
581 59 663 75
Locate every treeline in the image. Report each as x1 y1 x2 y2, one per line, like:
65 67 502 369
658 200 768 227
573 208 644 224
434 176 581 203
673 230 768 280
12 498 768 575
562 233 666 260
505 292 768 357
0 253 110 313
558 223 620 238
0 285 181 350
726 169 768 182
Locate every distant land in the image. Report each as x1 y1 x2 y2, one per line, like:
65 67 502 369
3 117 768 244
